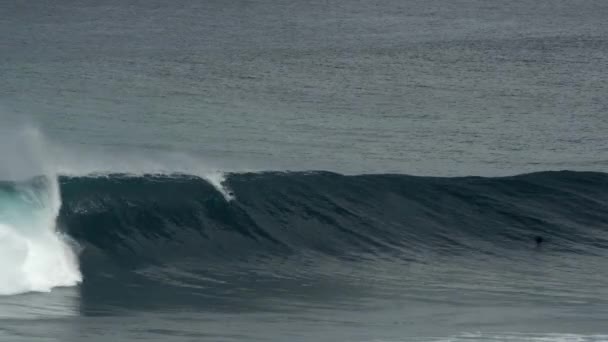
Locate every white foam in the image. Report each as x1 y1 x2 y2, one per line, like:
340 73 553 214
0 177 82 296
0 123 242 296
0 127 82 295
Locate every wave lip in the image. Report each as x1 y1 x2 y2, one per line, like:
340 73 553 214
60 170 608 265
3 169 606 295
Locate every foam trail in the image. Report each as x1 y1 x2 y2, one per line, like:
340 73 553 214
0 127 81 295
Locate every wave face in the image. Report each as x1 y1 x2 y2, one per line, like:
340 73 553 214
0 176 81 295
59 171 608 270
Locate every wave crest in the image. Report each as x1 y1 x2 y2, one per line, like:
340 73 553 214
59 171 608 266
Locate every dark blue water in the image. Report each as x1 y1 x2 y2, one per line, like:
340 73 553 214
1 0 608 341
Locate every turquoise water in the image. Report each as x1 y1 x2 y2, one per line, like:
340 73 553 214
1 0 607 341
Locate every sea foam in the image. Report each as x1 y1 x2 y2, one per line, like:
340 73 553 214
0 127 81 295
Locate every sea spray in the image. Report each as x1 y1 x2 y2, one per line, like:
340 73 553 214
0 127 81 295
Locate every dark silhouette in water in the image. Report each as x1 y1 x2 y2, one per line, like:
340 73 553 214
535 236 544 247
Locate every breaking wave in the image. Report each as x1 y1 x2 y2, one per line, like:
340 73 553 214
2 168 608 296
0 176 81 295
59 171 608 265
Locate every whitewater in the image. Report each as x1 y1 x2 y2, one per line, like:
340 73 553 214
0 127 236 295
1 127 607 342
1 0 608 339
0 129 80 295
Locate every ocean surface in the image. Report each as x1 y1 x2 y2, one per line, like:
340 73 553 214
1 0 607 341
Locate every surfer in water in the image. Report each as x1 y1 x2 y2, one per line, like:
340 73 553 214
535 235 544 247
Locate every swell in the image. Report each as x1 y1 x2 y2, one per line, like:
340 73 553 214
57 170 608 266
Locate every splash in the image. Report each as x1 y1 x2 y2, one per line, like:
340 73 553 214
0 128 81 295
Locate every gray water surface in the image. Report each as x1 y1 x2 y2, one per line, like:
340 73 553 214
1 0 607 175
1 0 608 341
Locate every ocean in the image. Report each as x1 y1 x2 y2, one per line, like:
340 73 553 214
0 0 607 341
